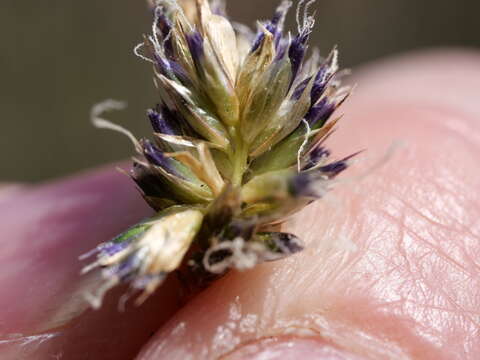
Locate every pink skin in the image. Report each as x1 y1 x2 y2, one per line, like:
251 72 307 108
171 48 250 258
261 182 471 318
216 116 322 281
0 168 182 359
1 50 479 359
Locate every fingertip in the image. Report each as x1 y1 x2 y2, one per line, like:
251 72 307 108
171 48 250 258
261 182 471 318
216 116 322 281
324 48 480 162
346 48 480 122
135 49 480 360
0 184 24 203
0 164 183 359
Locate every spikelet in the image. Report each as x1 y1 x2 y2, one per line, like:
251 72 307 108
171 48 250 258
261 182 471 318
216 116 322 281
82 0 356 308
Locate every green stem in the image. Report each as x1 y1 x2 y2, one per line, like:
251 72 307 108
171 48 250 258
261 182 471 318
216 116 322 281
229 128 248 187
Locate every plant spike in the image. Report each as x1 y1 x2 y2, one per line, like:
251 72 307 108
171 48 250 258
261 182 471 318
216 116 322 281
82 0 356 308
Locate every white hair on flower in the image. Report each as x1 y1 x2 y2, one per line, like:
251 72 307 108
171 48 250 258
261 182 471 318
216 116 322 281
90 99 141 153
296 0 318 34
133 43 156 64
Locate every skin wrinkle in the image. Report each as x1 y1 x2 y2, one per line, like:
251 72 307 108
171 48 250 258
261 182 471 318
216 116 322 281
287 205 358 298
376 210 479 355
403 191 480 278
366 144 474 354
416 218 477 280
384 198 474 278
339 216 470 355
380 199 479 315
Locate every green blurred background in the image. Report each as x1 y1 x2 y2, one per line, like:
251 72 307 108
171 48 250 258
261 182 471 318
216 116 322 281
1 0 478 182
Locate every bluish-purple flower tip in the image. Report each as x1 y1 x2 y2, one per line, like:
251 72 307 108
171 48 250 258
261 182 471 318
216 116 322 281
154 55 191 85
156 11 171 38
310 146 331 160
142 139 178 176
186 31 204 66
147 109 161 131
274 41 288 62
251 28 281 54
265 13 283 48
318 151 362 177
288 35 308 87
147 106 181 135
303 146 331 170
310 67 330 104
102 240 132 257
288 19 314 86
113 253 143 281
318 160 348 177
289 172 317 198
153 54 173 77
292 76 312 100
156 11 174 57
142 139 168 165
252 1 290 53
131 162 169 200
169 60 190 84
291 152 354 197
251 33 265 54
273 232 304 254
305 98 335 128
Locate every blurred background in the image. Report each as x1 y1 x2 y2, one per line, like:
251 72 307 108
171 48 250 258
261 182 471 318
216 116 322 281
1 0 478 182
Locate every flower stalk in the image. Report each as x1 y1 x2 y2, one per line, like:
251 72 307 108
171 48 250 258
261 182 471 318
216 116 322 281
230 130 248 187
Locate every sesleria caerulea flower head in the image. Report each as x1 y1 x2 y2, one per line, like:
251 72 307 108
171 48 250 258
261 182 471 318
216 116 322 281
82 0 356 308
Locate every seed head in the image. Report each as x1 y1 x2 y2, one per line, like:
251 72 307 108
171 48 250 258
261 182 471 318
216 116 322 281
83 0 356 307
